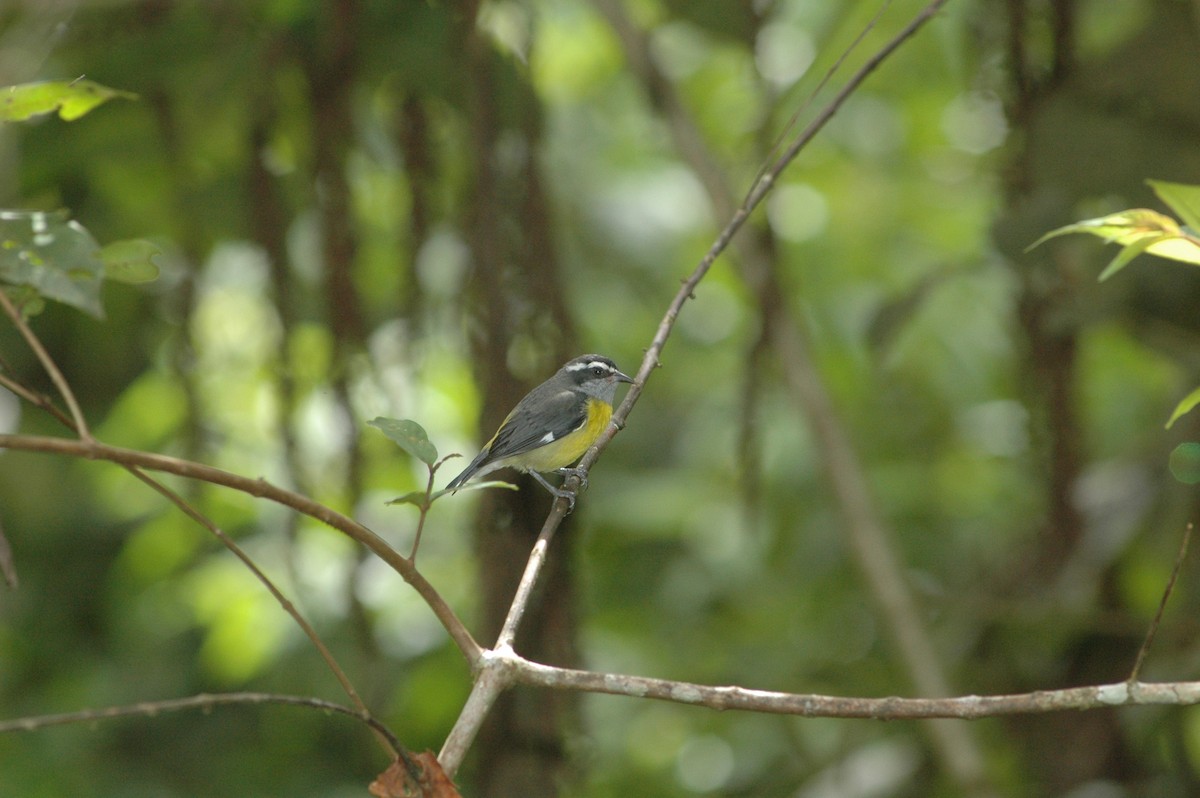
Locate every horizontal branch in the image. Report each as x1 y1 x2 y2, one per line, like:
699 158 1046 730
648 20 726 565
0 691 402 751
0 433 482 665
515 657 1200 719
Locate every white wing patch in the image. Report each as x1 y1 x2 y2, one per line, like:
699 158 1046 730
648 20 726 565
539 431 557 443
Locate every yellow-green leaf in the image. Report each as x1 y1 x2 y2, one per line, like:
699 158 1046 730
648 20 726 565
0 80 137 123
1166 385 1200 429
1028 209 1180 250
1097 234 1168 281
1149 180 1200 231
1030 209 1200 279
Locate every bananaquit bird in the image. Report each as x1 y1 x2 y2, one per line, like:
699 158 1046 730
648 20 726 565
446 354 634 506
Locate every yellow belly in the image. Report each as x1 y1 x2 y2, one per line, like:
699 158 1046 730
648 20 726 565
507 399 612 473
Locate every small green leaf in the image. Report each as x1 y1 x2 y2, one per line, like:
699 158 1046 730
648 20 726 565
1149 180 1200 231
385 491 430 507
368 417 438 465
1166 385 1200 429
99 239 161 283
0 80 137 123
1169 442 1200 485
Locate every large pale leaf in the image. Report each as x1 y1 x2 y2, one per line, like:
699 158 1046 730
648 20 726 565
0 80 136 123
0 210 104 317
1030 209 1200 280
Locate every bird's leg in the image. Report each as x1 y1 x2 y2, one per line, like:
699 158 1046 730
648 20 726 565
529 470 577 513
555 467 588 492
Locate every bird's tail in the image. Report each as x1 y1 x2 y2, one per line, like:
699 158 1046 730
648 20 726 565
446 449 489 491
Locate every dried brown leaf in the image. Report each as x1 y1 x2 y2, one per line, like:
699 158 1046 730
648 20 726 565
369 752 461 798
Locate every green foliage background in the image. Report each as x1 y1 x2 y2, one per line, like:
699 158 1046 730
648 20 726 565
2 1 1200 796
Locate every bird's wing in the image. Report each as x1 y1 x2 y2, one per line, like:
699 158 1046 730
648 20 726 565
446 389 585 489
487 388 586 459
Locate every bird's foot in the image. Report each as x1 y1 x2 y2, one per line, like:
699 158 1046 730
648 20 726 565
555 467 589 492
551 486 577 514
529 470 578 513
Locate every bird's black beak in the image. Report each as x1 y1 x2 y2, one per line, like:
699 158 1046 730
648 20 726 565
615 369 634 384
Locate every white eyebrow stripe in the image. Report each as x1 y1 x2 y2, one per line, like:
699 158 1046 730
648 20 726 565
566 360 612 372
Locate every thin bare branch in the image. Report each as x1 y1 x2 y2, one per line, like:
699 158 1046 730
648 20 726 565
0 288 92 440
571 0 953 477
0 433 483 667
0 371 74 429
514 657 1200 718
409 459 448 562
0 361 390 745
495 511 565 651
440 646 1200 731
439 507 570 777
126 467 398 758
1129 522 1193 682
0 691 405 754
0 287 447 768
740 0 951 216
747 0 896 195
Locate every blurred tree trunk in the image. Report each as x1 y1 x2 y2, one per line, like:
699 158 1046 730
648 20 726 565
458 8 580 796
994 3 1129 789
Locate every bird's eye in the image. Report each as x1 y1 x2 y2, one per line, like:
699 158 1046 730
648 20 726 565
592 366 605 377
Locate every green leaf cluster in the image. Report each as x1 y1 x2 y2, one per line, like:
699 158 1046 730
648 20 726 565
1031 181 1200 280
0 82 158 317
1035 180 1200 473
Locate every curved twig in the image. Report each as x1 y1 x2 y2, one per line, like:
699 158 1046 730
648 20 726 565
0 288 92 440
0 433 483 667
0 692 406 757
